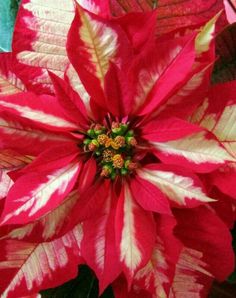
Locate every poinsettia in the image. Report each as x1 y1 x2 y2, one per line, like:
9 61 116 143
0 0 235 297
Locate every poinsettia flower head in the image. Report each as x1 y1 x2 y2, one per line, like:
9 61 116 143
0 0 235 297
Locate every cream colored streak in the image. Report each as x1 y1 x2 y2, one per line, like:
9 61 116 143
1 224 83 298
134 46 182 111
0 78 22 95
2 163 79 224
212 105 236 142
17 0 75 90
195 13 220 55
0 192 78 241
66 64 91 109
135 239 169 298
120 187 142 272
153 132 235 164
0 101 77 129
198 105 236 158
138 169 213 205
171 248 213 297
79 8 117 86
77 0 101 14
0 117 71 144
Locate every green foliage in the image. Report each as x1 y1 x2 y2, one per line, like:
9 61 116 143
228 224 236 284
212 23 236 84
0 0 20 52
40 265 114 298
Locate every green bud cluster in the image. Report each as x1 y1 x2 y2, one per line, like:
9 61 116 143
83 122 138 179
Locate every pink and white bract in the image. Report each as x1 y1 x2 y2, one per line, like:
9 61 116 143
0 0 235 297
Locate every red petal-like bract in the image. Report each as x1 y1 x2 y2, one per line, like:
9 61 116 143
109 0 227 34
0 145 81 225
0 225 83 297
191 80 236 200
174 207 235 282
141 117 202 142
115 184 156 286
137 164 214 208
133 215 182 297
0 191 80 243
67 4 132 110
12 0 75 94
170 247 214 298
129 34 197 115
130 175 171 214
0 1 235 297
81 191 122 294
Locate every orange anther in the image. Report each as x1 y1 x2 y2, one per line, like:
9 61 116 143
97 134 109 145
112 154 124 169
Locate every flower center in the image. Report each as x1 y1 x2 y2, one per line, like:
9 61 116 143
83 122 138 179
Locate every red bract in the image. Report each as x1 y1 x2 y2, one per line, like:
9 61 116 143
109 0 228 34
0 1 235 297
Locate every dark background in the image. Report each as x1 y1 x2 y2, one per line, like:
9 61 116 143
40 265 236 298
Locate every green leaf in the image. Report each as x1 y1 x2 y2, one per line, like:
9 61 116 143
227 223 236 284
228 271 236 284
40 265 114 298
0 0 20 52
212 23 236 84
